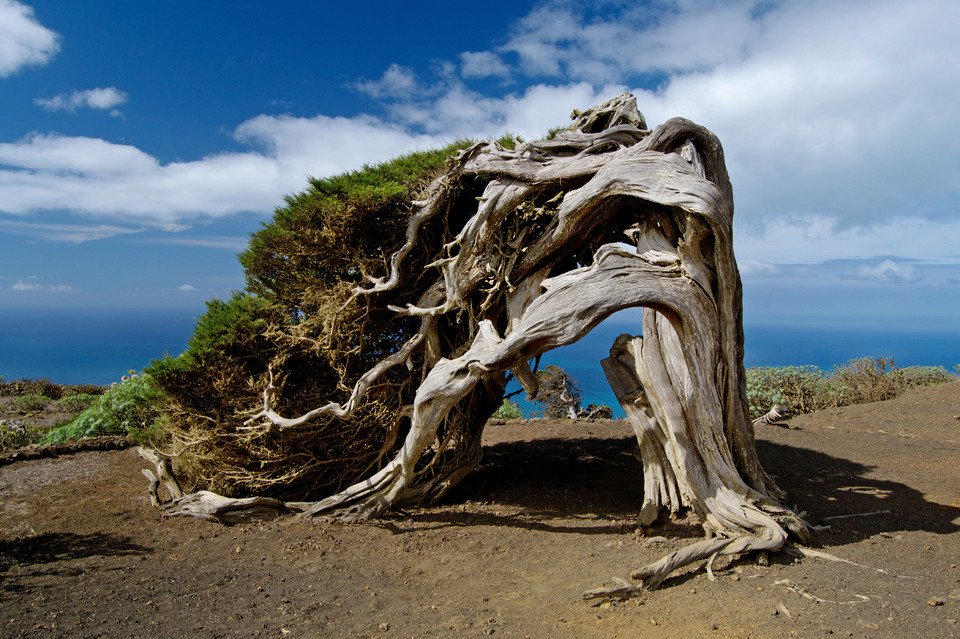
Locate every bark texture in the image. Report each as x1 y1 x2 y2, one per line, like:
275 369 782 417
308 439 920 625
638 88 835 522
152 93 808 589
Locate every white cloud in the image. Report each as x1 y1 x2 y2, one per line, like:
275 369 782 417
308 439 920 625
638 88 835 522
388 81 622 139
354 64 420 99
34 87 129 115
0 219 142 243
178 284 196 292
0 114 443 225
460 51 511 79
11 279 39 291
734 217 960 266
11 278 70 292
444 0 960 238
738 260 780 277
856 260 919 283
0 0 59 77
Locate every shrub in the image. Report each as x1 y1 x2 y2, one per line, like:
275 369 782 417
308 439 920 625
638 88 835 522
492 399 523 419
892 365 952 388
745 365 841 418
44 372 166 444
10 394 52 413
54 394 99 413
0 420 44 450
63 384 106 397
0 378 62 399
746 357 954 419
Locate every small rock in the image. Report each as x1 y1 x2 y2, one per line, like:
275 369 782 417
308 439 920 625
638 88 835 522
731 575 741 581
378 622 390 631
929 598 946 607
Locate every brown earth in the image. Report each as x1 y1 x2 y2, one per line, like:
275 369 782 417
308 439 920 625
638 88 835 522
2 382 959 638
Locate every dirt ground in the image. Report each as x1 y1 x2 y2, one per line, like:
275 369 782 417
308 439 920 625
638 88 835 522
1 382 959 638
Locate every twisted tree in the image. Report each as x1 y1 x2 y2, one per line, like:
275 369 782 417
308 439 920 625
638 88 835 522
146 93 808 591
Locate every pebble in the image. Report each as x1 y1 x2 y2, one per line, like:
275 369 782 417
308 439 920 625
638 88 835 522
928 598 946 607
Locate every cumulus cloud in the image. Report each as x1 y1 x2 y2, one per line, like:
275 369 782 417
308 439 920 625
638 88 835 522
354 64 421 99
34 87 129 116
178 284 196 292
460 51 511 79
0 0 59 77
387 81 623 139
0 114 442 225
433 0 960 237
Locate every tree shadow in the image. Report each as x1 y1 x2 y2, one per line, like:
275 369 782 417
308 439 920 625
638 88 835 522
379 433 960 545
757 439 960 543
0 532 152 593
378 434 658 535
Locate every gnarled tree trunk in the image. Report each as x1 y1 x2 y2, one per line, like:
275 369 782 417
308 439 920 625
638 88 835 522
156 93 808 591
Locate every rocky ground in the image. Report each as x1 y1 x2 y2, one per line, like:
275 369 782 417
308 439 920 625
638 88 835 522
1 382 959 638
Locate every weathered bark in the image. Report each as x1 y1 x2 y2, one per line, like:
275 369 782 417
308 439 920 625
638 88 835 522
145 93 809 591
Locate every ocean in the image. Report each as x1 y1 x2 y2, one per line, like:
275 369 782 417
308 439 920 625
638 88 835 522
2 307 958 417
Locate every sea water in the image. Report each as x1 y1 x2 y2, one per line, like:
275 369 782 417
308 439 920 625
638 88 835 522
2 307 958 416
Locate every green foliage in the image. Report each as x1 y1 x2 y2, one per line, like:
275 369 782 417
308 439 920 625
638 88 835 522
10 394 52 413
0 420 44 450
44 372 165 444
239 140 474 314
545 125 569 140
745 365 841 418
495 133 523 150
493 398 523 419
53 394 99 413
746 357 954 419
149 141 494 498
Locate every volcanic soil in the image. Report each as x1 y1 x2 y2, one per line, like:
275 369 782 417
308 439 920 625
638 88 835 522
2 382 960 638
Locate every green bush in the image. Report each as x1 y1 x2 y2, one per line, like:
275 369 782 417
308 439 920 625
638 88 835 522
747 357 954 419
44 372 165 444
492 399 523 419
745 365 841 418
892 365 952 388
0 420 44 450
10 394 52 413
53 394 99 413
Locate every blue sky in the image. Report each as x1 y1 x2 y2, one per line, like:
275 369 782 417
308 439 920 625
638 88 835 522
2 0 959 335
